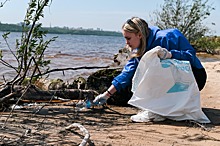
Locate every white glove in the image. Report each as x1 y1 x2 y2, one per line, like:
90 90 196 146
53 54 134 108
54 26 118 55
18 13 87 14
93 93 109 105
157 47 172 59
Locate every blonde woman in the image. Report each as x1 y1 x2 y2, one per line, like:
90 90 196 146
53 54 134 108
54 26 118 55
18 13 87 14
93 17 207 121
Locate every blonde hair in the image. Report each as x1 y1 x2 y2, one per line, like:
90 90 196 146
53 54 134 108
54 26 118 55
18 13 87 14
122 17 149 58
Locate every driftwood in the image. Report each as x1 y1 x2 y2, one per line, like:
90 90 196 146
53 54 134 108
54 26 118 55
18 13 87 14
0 82 99 113
0 85 24 106
23 87 99 101
0 65 110 109
0 85 98 105
0 68 133 111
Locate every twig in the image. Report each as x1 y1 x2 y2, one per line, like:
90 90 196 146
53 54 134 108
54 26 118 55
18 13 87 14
0 0 9 7
65 123 90 146
2 33 20 66
30 56 42 81
189 120 211 131
38 66 109 77
22 0 49 70
18 56 38 85
0 92 17 104
2 85 29 128
0 59 18 71
31 91 55 117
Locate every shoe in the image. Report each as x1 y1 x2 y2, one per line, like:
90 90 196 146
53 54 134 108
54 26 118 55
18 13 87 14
130 110 166 122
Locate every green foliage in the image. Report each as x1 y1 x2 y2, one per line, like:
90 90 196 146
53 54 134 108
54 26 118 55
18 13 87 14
192 36 220 54
21 77 38 86
0 0 56 84
16 0 56 75
0 50 2 59
151 0 215 42
2 32 10 39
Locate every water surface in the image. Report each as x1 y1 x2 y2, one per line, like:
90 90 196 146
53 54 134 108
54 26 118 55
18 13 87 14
0 32 125 81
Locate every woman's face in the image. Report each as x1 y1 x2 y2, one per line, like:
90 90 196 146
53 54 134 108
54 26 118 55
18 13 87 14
122 30 141 50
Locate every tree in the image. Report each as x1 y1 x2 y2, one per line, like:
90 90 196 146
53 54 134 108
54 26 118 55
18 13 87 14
0 0 108 111
0 0 55 109
151 0 215 42
1 0 56 85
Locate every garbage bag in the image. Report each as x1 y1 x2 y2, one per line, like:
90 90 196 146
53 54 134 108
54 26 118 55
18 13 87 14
128 46 210 123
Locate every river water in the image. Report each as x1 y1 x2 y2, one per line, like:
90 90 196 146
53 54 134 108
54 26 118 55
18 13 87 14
0 32 125 82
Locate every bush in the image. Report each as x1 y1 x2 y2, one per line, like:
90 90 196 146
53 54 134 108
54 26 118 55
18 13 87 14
192 36 220 54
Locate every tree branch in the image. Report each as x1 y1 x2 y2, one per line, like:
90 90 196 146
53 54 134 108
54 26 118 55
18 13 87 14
37 66 109 77
0 0 9 8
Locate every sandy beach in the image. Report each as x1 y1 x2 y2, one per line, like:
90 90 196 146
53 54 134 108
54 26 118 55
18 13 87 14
0 55 220 146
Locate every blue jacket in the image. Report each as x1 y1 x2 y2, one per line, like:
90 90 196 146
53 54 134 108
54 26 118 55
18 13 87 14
112 26 204 92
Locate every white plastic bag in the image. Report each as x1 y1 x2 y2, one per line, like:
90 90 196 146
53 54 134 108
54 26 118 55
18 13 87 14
128 46 210 123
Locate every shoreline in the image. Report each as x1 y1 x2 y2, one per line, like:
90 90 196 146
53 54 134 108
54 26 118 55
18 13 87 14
1 53 219 83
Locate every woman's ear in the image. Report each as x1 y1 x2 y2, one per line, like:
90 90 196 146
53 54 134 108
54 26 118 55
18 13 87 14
137 32 142 39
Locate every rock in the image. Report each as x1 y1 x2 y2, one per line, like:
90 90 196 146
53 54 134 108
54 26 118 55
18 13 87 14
113 47 130 67
35 78 66 90
67 77 87 89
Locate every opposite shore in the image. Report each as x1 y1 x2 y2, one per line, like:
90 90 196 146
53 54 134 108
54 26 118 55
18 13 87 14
0 22 122 37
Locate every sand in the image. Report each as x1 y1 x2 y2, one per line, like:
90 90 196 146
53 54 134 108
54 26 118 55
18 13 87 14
0 55 220 146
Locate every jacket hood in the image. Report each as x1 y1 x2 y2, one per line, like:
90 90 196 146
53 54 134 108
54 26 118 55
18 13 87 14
147 26 160 51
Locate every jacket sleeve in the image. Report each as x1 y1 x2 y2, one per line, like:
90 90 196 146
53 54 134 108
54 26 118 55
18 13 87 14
163 29 196 64
154 29 198 67
112 57 139 92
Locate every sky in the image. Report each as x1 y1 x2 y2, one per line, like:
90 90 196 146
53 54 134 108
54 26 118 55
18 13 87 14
0 0 220 35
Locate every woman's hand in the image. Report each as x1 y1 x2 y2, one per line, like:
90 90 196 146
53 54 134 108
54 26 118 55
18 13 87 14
93 93 109 105
157 47 172 59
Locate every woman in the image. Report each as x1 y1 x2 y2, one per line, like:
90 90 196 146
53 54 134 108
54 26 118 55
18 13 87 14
93 17 207 118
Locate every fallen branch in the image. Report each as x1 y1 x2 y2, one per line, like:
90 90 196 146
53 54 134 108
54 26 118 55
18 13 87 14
0 84 98 105
0 85 23 104
38 66 109 77
22 88 98 101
